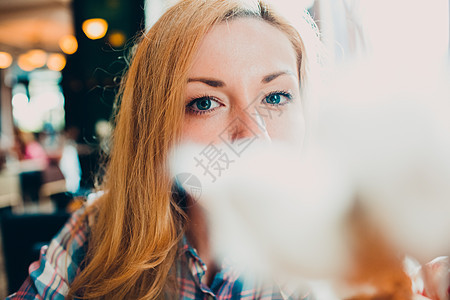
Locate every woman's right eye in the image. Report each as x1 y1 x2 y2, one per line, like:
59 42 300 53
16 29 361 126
186 96 221 115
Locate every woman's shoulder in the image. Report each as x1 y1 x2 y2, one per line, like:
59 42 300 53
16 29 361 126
7 200 96 300
47 204 92 275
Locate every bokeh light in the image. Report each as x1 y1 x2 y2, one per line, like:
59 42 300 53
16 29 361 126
0 51 13 69
18 55 35 72
18 49 48 71
82 18 108 40
12 72 66 132
46 53 66 71
59 35 78 55
108 31 126 47
26 49 47 68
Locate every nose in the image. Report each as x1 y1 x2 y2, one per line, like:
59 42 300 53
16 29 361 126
228 106 272 143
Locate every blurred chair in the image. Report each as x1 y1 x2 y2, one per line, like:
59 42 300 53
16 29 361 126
19 170 43 204
0 211 70 293
39 157 66 204
40 142 82 210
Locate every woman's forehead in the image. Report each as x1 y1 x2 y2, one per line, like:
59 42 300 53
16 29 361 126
188 18 298 80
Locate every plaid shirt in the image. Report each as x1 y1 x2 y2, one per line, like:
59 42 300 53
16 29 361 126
7 206 311 300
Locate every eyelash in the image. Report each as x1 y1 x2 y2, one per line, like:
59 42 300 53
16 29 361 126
264 90 293 107
185 95 222 115
185 90 294 116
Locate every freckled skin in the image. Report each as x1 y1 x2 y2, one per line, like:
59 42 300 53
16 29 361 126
182 18 305 145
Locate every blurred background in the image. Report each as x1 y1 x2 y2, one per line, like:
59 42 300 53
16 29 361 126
0 0 448 297
0 0 149 295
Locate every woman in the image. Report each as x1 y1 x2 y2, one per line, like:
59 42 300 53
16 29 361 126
8 0 320 299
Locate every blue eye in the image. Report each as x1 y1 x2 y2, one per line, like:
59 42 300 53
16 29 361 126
186 96 221 115
196 98 212 110
263 91 293 106
266 94 281 104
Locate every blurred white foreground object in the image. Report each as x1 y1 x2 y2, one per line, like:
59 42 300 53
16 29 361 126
317 62 450 264
169 62 450 299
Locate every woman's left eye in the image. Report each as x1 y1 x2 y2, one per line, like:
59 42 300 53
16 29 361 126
263 91 293 106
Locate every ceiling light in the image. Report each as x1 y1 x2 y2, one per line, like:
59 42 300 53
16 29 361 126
82 18 108 40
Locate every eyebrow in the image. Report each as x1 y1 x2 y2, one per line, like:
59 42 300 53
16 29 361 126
187 78 225 87
261 71 296 83
187 70 295 87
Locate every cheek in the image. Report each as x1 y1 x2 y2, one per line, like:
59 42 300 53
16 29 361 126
265 106 306 143
181 116 228 144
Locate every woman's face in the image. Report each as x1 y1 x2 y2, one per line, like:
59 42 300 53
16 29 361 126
182 18 305 145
